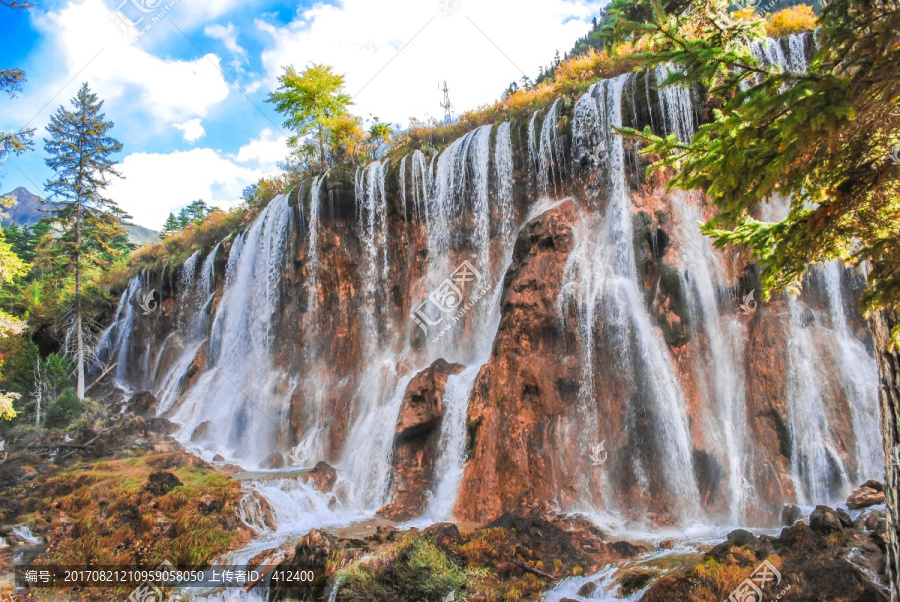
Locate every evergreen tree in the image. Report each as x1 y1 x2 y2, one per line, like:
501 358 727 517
43 82 126 400
161 212 180 237
602 0 900 596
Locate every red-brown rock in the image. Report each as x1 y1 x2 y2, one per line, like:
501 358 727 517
378 359 464 520
847 484 885 510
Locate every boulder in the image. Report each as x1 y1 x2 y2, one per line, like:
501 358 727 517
577 581 597 596
145 471 182 496
190 421 213 442
659 539 675 550
809 505 843 534
847 484 885 510
379 359 464 520
301 461 337 493
423 522 462 550
620 570 656 596
781 504 803 526
260 452 285 469
130 391 158 417
835 508 853 528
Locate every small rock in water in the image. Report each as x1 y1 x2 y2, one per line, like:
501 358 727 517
301 461 337 492
809 505 843 534
576 581 597 596
213 454 225 462
659 539 675 549
835 508 853 528
620 569 656 596
781 504 803 526
854 507 885 531
610 540 645 558
847 483 885 509
191 421 213 442
259 452 285 469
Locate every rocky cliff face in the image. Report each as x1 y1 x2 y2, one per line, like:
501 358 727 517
96 32 883 532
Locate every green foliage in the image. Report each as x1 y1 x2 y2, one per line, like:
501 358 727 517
43 82 129 272
45 387 82 428
395 539 470 599
267 63 354 173
602 0 900 343
242 173 293 208
0 66 35 191
43 82 128 397
338 537 470 601
161 200 213 237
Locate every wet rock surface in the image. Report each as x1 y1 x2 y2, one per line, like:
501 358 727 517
379 358 464 520
642 505 890 602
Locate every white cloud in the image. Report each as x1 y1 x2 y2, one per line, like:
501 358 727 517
257 0 597 125
205 23 246 58
235 128 288 171
110 148 256 229
175 118 206 142
109 128 287 229
18 0 231 128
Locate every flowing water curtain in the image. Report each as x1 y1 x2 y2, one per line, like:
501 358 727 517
561 73 701 520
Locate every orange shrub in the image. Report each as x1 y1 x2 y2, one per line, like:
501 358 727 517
765 5 817 38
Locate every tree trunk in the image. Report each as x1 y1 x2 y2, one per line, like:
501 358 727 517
75 188 84 401
869 308 900 602
318 124 326 173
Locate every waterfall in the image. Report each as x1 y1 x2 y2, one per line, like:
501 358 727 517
305 175 324 322
786 294 852 504
820 262 882 483
161 195 295 463
356 160 390 344
562 74 700 520
674 195 748 523
537 99 565 199
410 149 431 222
494 122 515 246
96 38 885 575
654 64 696 143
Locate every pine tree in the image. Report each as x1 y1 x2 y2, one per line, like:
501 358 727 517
43 82 126 400
602 1 900 597
161 212 180 237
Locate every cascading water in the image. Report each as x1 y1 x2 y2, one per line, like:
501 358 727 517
562 74 701 521
673 194 749 523
820 263 882 482
97 36 884 598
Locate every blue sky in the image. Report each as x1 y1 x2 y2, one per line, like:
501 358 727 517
1 0 600 230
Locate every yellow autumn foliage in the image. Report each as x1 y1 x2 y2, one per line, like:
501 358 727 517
765 5 818 38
